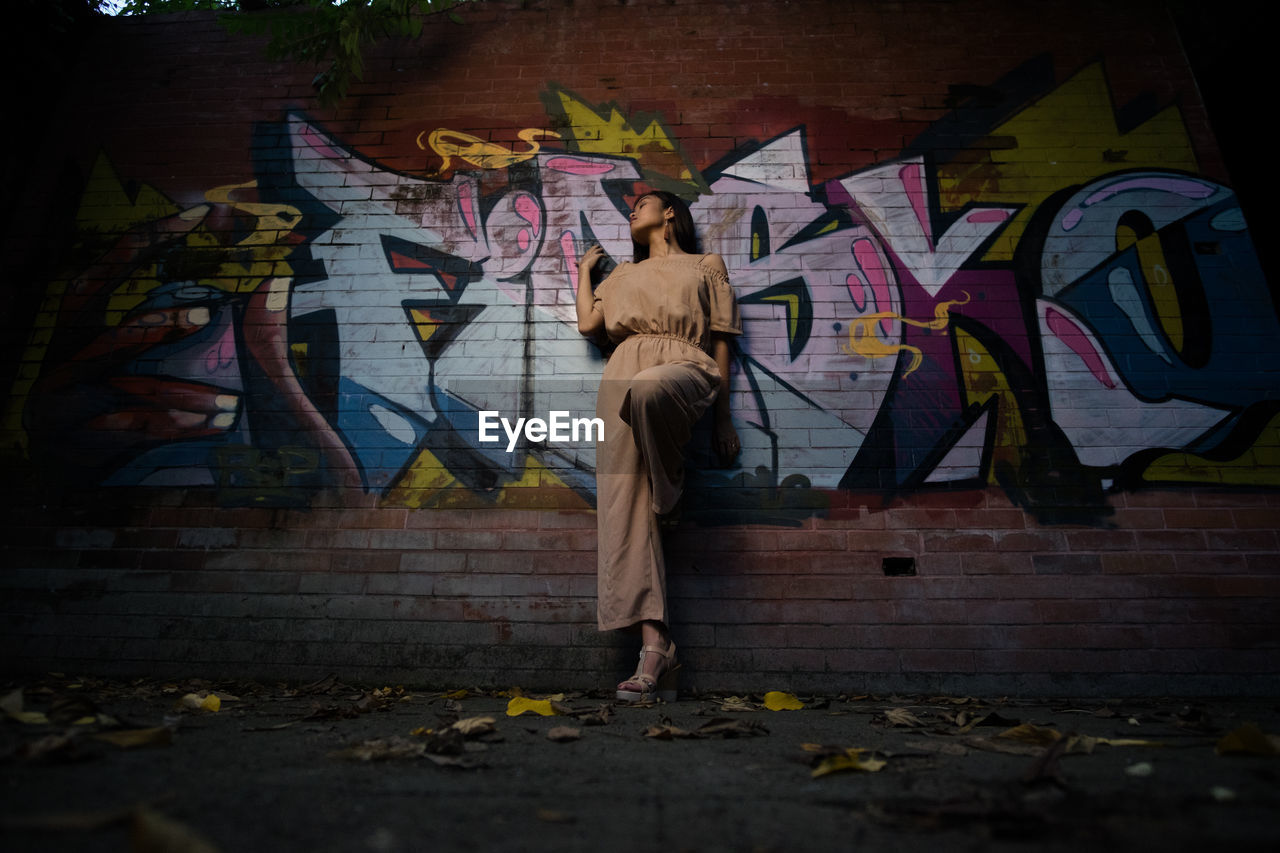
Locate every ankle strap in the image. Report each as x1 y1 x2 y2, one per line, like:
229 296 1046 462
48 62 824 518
640 643 674 660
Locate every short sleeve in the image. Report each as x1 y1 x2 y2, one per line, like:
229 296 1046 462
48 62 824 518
591 261 628 316
702 257 742 336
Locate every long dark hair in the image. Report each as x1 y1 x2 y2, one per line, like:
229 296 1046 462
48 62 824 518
632 190 699 262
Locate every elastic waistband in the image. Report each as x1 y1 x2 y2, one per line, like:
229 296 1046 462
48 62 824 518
619 332 706 350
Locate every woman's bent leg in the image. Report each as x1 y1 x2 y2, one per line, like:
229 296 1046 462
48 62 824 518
622 362 717 515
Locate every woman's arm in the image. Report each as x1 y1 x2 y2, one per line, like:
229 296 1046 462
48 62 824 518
703 252 740 466
576 245 606 337
711 333 740 466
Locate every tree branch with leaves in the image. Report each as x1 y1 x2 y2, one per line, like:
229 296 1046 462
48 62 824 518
119 0 471 106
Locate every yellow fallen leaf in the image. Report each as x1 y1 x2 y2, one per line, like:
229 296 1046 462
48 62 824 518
6 710 50 725
763 691 804 711
812 749 886 778
444 689 469 700
506 697 559 717
1216 723 1279 756
201 694 221 712
72 716 97 726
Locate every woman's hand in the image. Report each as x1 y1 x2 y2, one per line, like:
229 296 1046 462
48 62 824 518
713 416 740 467
576 244 606 336
578 244 605 274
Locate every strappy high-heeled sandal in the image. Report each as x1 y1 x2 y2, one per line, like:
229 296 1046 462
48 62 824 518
616 641 680 703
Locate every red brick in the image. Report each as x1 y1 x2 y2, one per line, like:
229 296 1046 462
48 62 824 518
1162 509 1236 529
962 552 1035 575
898 649 976 672
995 530 1069 551
1135 530 1206 551
1099 553 1177 574
922 531 996 552
1232 508 1280 528
1203 530 1278 551
953 508 1026 529
844 531 922 553
885 508 959 529
1064 530 1138 551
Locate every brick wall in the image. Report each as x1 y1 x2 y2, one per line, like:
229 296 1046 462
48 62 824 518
3 0 1277 695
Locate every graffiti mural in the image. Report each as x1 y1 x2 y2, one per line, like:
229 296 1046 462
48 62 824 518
9 66 1276 519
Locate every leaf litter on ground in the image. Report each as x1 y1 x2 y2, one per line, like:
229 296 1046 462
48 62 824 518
802 743 888 777
334 714 500 768
643 717 769 740
1215 722 1280 756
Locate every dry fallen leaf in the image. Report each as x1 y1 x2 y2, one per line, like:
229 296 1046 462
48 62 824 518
995 723 1062 746
91 727 174 749
536 809 575 824
1216 723 1279 756
0 688 26 715
424 753 481 768
811 748 887 778
11 732 98 763
547 726 582 742
2 689 51 725
903 738 970 757
985 724 1163 756
449 716 497 737
563 704 613 726
955 711 1021 733
643 724 694 740
881 708 924 728
963 736 1046 757
695 718 768 738
132 807 222 853
330 737 427 761
763 691 805 711
1019 737 1070 786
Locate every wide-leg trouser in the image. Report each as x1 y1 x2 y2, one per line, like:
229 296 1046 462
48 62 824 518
595 360 717 631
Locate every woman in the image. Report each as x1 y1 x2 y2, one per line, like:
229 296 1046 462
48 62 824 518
575 190 741 702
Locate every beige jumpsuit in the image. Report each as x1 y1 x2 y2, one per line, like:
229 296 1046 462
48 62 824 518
592 253 742 631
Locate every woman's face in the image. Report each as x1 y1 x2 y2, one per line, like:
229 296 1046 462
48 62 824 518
629 194 670 238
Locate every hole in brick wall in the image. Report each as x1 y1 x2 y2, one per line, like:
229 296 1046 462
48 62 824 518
882 557 916 577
